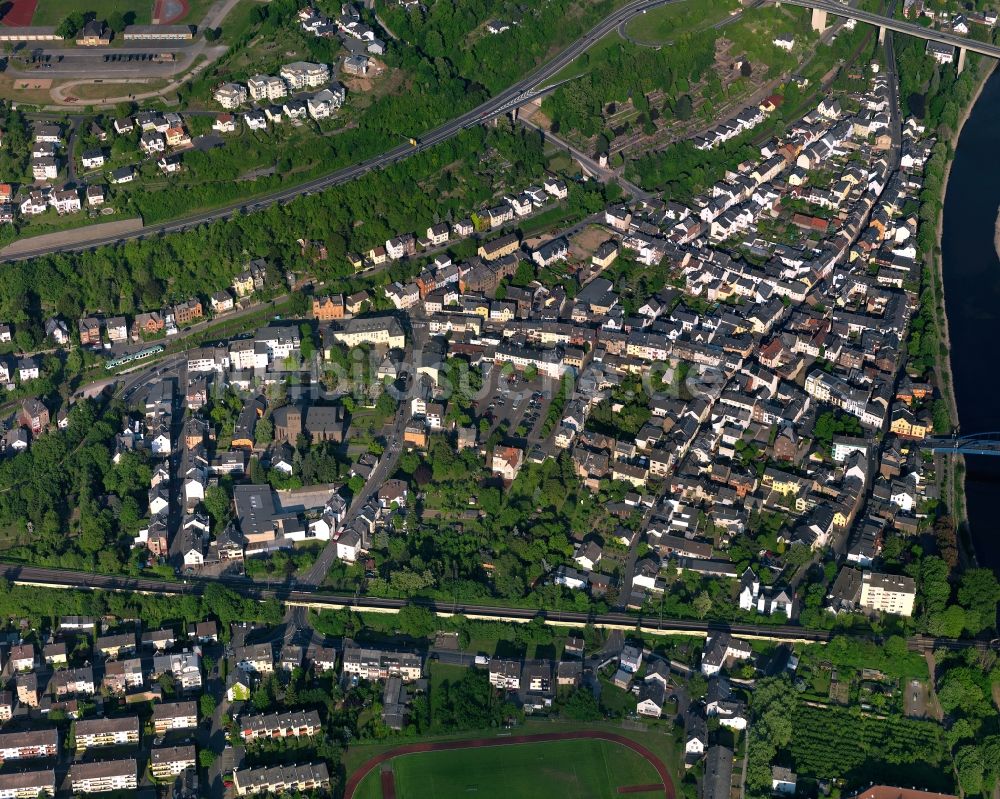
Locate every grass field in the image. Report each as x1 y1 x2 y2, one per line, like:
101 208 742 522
622 0 739 45
353 738 663 799
31 0 153 26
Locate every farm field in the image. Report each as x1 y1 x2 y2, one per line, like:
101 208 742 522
351 736 667 799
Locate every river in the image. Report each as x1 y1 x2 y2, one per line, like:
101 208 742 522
940 67 1000 574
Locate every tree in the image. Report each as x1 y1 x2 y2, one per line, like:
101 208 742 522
204 26 219 42
203 485 231 529
560 687 601 720
57 12 85 39
692 591 712 619
955 745 984 795
108 11 125 33
396 605 436 639
958 569 1000 633
200 693 217 718
255 417 273 446
674 94 693 120
199 749 218 768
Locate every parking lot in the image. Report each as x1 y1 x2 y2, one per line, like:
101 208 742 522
476 366 556 447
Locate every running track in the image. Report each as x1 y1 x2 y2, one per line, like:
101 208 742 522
1 0 38 27
343 730 676 799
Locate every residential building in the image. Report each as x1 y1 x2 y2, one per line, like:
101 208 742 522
150 745 196 779
152 651 202 690
174 298 203 325
74 716 140 751
152 701 198 736
234 643 274 674
232 763 330 796
859 570 917 616
326 316 405 349
239 710 321 742
280 61 330 89
69 760 137 794
0 769 56 798
342 642 422 682
312 294 345 320
214 83 248 109
247 75 287 102
0 728 59 760
51 667 95 697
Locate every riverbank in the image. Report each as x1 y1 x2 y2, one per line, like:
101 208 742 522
933 57 996 565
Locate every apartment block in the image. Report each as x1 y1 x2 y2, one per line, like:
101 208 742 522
0 728 59 761
69 759 137 794
150 744 196 779
0 769 56 798
74 716 140 751
341 641 422 682
233 763 330 796
152 701 198 736
239 710 321 743
859 570 917 617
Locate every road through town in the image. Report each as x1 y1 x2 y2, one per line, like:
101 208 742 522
2 0 701 262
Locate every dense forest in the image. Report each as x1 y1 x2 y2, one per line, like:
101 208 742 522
379 0 620 94
0 398 152 574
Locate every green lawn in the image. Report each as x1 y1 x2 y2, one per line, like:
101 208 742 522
354 738 663 799
622 0 739 45
32 0 153 26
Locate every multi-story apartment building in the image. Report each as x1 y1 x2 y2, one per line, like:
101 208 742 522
279 61 329 89
150 745 196 779
95 632 137 659
341 642 423 682
239 710 322 743
102 658 145 694
8 644 35 672
173 298 203 325
234 643 274 674
152 701 198 736
0 729 59 761
213 82 248 109
51 667 95 698
0 769 56 798
324 316 405 350
247 75 287 102
69 760 137 794
233 763 330 796
859 571 917 617
488 659 521 690
74 716 140 751
151 651 202 690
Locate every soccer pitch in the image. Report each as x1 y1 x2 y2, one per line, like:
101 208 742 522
354 738 665 799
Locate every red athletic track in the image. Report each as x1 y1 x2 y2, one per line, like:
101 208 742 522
1 0 38 27
380 768 397 799
343 730 676 799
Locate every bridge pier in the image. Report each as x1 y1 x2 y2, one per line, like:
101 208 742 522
811 7 827 32
878 25 885 44
957 46 967 73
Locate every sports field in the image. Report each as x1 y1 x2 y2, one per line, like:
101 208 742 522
352 737 666 799
27 0 153 26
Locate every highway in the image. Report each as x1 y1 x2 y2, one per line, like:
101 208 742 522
2 563 996 652
777 0 1000 57
2 0 697 263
